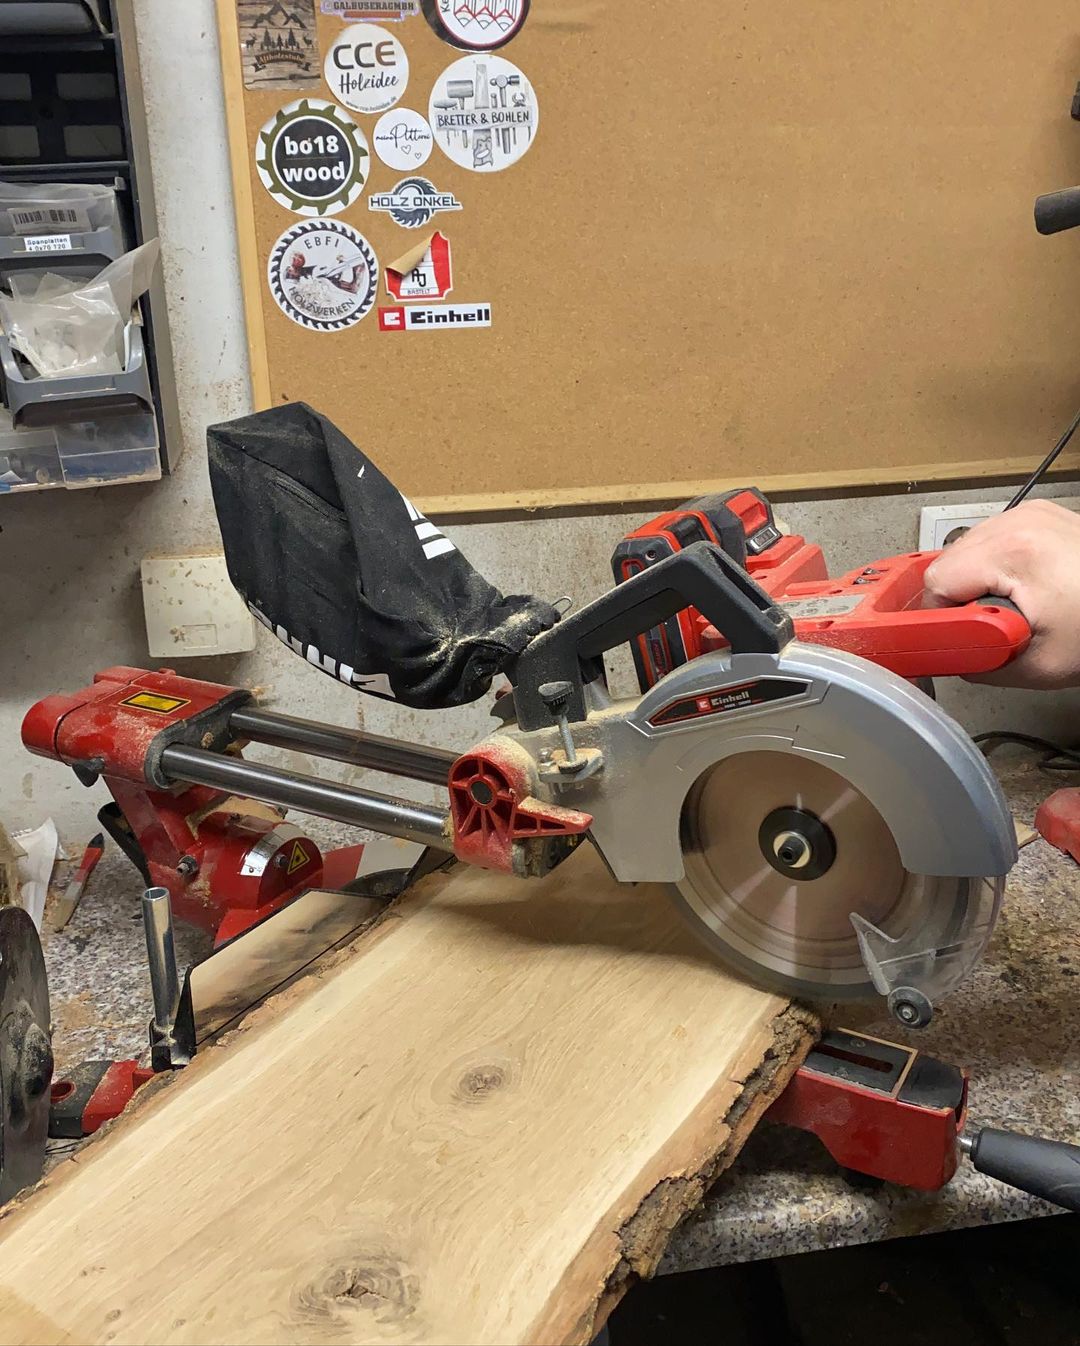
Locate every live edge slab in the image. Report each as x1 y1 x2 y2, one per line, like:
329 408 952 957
0 845 816 1346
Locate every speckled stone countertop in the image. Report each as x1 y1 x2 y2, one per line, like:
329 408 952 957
36 760 1080 1266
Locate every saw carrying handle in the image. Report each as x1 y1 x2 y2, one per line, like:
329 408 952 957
512 542 793 730
963 1127 1080 1213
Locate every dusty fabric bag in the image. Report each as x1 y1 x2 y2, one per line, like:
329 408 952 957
207 403 559 708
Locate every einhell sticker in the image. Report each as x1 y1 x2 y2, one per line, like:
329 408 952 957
379 302 491 331
386 231 452 300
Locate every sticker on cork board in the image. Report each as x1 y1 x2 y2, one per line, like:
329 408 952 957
256 99 370 216
422 0 529 51
429 54 537 171
385 230 453 300
267 219 379 330
324 23 409 114
373 108 433 169
321 0 419 18
368 176 463 228
237 0 320 91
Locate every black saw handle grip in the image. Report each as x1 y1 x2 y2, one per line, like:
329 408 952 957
512 542 793 731
965 1127 1080 1212
1035 187 1080 236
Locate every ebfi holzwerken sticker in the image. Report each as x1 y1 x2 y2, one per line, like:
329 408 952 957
268 219 379 330
237 0 320 90
324 23 409 114
429 54 537 171
256 99 370 216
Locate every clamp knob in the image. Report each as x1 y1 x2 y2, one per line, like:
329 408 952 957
538 681 572 719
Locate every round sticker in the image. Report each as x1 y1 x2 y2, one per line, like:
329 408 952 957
372 107 433 170
324 24 409 115
256 99 370 217
429 54 537 172
422 0 530 51
267 219 378 331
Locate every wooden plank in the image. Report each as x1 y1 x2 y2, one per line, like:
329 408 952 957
0 847 815 1346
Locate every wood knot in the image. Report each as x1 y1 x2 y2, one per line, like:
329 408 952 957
454 1062 508 1103
293 1253 420 1328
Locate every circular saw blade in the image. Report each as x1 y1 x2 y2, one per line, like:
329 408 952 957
673 751 978 1001
0 906 52 1206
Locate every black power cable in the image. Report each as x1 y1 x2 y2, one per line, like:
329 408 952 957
974 730 1080 773
1004 404 1080 510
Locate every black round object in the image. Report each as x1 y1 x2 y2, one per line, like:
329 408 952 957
0 906 52 1206
469 779 495 805
758 806 837 881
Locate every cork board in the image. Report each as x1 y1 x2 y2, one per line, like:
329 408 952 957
218 1 1080 514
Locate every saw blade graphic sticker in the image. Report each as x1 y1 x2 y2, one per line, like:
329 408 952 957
268 219 379 330
422 0 529 51
256 99 370 216
324 23 409 114
386 231 453 300
372 108 433 169
429 54 537 171
368 175 462 228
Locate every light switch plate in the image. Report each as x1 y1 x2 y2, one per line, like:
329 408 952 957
141 552 256 659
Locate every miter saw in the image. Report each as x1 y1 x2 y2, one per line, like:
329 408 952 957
23 534 1016 1029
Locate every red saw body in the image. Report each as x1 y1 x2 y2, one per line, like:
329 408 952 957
613 488 1031 688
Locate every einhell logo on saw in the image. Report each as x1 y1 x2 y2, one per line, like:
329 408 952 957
378 302 491 332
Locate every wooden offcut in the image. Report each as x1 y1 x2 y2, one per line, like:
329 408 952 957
0 847 815 1345
218 0 1080 512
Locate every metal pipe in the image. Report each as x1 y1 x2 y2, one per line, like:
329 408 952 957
142 886 180 1037
160 744 453 851
229 706 456 787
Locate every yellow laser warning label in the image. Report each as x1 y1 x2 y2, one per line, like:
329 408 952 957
286 841 310 875
121 692 191 715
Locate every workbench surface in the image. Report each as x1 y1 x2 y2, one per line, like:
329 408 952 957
40 758 1080 1271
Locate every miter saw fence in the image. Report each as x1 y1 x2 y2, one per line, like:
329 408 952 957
23 410 1017 1025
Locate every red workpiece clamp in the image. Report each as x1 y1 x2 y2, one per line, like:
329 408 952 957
767 1029 967 1191
1035 788 1080 863
49 1059 156 1139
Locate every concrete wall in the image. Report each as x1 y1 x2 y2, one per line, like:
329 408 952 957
2 0 1078 840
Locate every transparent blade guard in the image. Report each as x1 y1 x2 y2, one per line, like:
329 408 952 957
851 875 1003 1005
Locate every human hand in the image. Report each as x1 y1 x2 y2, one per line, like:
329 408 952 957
922 500 1080 688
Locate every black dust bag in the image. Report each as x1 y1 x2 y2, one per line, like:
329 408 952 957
207 403 558 708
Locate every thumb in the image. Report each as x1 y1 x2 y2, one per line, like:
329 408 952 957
922 542 1010 610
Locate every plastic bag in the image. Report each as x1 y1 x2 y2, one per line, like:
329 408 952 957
0 179 117 236
0 238 159 378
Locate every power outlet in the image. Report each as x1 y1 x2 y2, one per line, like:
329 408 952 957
918 496 1080 551
141 552 256 659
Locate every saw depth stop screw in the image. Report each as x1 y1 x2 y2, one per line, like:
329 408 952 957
538 681 579 765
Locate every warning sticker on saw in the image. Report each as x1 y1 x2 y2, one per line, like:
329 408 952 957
286 840 312 874
781 595 863 620
121 692 191 715
268 219 379 330
256 98 370 217
647 678 810 728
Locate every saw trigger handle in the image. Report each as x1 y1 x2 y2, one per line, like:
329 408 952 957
512 542 793 730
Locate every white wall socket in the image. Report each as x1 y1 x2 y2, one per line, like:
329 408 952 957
141 552 256 659
918 496 1080 551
